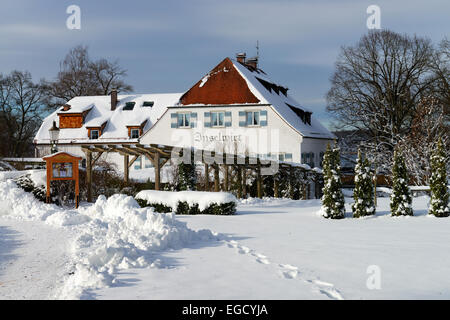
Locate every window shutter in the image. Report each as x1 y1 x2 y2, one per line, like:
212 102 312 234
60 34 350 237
239 111 246 127
204 112 211 127
171 113 178 128
260 110 268 126
224 111 232 127
190 112 197 128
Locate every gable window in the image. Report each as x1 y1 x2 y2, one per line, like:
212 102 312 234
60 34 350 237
90 129 99 140
177 113 191 128
211 111 225 127
246 111 260 126
130 128 140 139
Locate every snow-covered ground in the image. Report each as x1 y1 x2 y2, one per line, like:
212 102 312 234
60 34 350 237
1 173 450 300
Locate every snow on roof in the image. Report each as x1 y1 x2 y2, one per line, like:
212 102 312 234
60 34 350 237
35 93 183 144
231 60 335 139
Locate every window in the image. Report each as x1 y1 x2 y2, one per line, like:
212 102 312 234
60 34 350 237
134 156 142 170
90 129 99 140
211 111 225 127
319 152 325 167
177 113 191 128
278 153 285 161
144 156 152 168
142 101 154 107
123 102 135 111
246 111 260 126
130 128 140 139
302 152 315 167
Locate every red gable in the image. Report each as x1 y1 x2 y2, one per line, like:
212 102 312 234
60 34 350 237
180 57 260 105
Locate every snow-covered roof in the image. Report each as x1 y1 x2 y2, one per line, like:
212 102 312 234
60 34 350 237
35 93 183 144
231 60 335 139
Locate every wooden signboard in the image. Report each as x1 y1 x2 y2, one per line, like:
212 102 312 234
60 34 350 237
43 151 82 208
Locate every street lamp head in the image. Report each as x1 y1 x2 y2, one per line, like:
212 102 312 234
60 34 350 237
49 120 60 142
49 121 60 153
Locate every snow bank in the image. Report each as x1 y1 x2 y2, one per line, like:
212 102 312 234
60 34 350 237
135 190 237 211
0 180 218 299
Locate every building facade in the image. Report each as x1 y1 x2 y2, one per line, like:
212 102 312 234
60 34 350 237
34 54 335 177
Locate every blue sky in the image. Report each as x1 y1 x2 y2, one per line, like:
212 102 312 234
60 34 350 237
1 0 449 130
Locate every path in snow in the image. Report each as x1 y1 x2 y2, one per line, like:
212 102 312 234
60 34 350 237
0 218 73 299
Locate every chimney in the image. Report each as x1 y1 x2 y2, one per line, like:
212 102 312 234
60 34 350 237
110 88 118 111
62 104 71 111
236 52 246 64
245 57 258 69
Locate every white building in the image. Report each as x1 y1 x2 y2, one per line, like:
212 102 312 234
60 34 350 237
34 54 335 177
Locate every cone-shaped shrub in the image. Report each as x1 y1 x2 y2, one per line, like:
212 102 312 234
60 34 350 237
352 150 376 218
390 150 413 216
321 143 346 219
429 138 449 217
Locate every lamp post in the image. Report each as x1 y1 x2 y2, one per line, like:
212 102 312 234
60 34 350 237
49 121 60 154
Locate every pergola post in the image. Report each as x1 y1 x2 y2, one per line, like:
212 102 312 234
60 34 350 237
86 150 93 203
256 166 262 198
223 164 229 191
214 164 220 192
124 155 129 185
154 152 161 190
274 174 279 198
242 168 247 198
204 163 209 191
289 167 294 199
237 166 242 199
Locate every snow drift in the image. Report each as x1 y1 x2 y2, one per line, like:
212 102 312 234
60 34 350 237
0 179 218 299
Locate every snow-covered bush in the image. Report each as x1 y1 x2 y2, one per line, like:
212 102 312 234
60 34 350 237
390 150 413 216
429 138 449 217
13 174 47 202
321 144 345 219
352 150 375 217
135 190 237 215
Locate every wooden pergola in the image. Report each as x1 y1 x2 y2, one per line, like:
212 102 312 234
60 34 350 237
80 142 318 202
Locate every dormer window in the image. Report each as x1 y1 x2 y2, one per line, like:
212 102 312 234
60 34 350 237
130 128 139 139
123 102 135 111
90 129 99 140
143 101 154 107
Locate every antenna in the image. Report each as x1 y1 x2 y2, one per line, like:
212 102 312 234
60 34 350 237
256 40 259 59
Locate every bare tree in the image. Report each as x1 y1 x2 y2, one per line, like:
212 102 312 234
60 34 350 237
326 30 444 175
48 45 133 107
327 30 436 142
396 97 448 185
430 38 450 122
0 71 49 157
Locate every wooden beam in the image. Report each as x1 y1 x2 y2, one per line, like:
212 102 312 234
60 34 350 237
204 163 209 191
85 150 93 203
124 155 129 185
237 166 242 199
242 168 247 198
128 155 138 168
214 164 220 192
257 166 262 198
154 152 161 190
274 175 279 198
223 164 229 191
92 152 104 166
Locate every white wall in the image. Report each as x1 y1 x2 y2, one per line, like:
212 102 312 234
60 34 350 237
140 105 304 163
300 138 334 168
